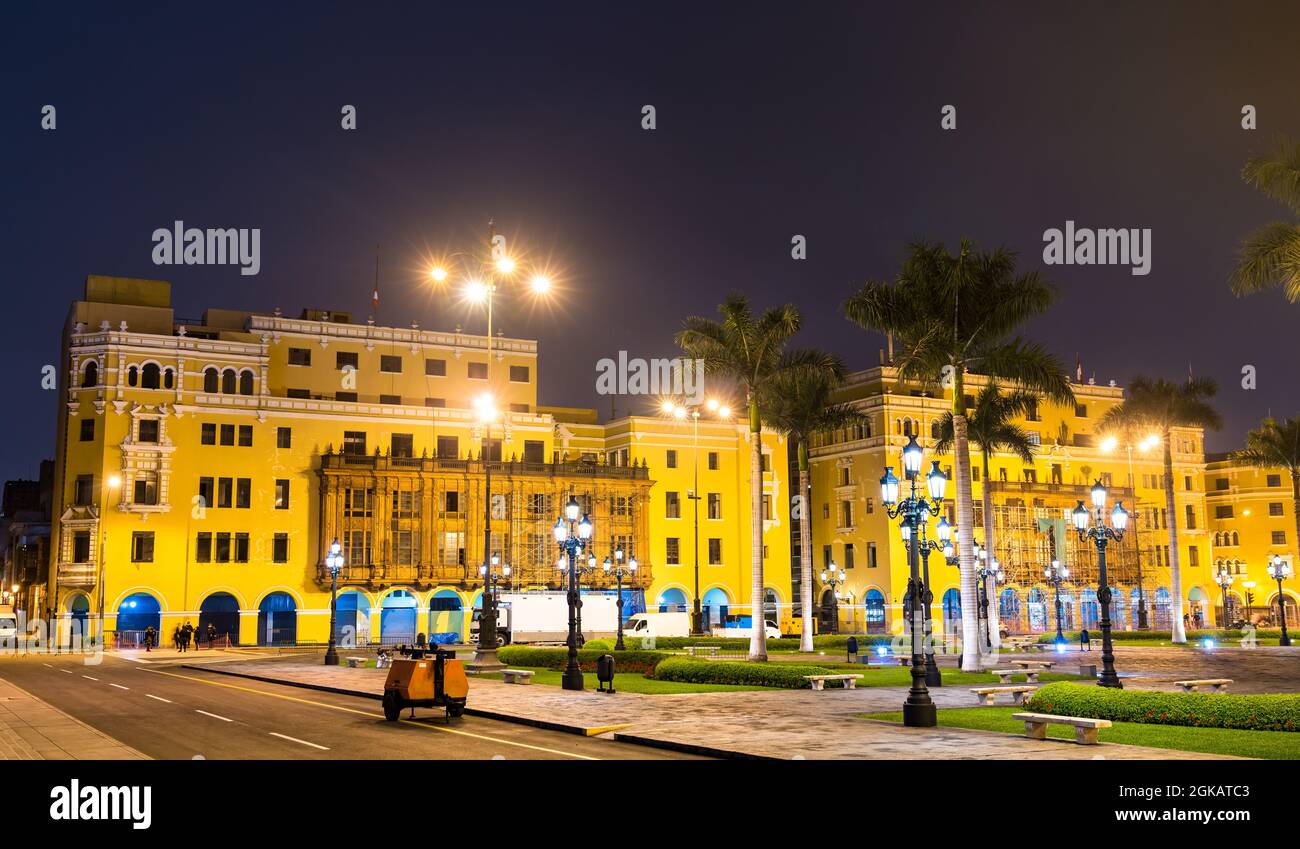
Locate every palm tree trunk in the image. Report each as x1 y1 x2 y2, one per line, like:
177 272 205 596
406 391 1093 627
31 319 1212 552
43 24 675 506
798 446 814 652
952 376 981 672
1292 473 1300 576
1163 437 1187 643
748 398 768 661
982 449 1001 649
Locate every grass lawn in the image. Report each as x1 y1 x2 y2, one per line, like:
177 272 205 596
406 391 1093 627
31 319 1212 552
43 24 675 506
483 666 773 694
860 706 1299 759
796 662 1085 687
1037 638 1285 648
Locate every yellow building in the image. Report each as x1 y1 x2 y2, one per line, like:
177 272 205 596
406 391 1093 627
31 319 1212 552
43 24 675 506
1205 456 1298 626
46 276 791 646
807 367 1228 637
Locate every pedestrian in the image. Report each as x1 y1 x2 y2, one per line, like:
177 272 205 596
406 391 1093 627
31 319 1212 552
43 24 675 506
144 625 156 652
172 625 182 651
1079 627 1091 651
207 622 217 647
181 621 193 653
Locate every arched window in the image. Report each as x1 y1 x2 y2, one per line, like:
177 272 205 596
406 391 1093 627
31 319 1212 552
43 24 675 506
203 367 219 393
163 368 174 389
239 370 254 395
141 363 161 389
127 365 139 386
1232 531 1240 546
221 369 237 394
81 360 98 388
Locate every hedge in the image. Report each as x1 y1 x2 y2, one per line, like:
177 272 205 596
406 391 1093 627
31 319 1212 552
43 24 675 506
615 636 802 651
653 657 839 688
1025 682 1300 732
1035 629 1284 643
496 645 671 674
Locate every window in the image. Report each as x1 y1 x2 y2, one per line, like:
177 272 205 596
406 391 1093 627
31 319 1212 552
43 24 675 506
222 369 237 394
666 538 680 564
287 388 310 399
393 530 417 565
840 501 853 528
392 490 420 518
335 391 358 402
761 453 771 473
482 439 502 461
865 497 874 515
216 533 231 563
127 365 138 386
345 488 374 517
1023 469 1037 483
131 532 154 562
1215 505 1234 519
346 530 371 565
73 532 91 563
1273 531 1288 545
238 370 253 395
762 495 772 521
236 478 251 508
425 358 446 376
203 368 219 393
343 431 367 456
425 397 446 408
707 452 719 470
196 533 212 562
288 347 312 366
666 450 678 469
510 403 530 414
523 440 545 463
844 543 855 569
238 425 253 447
273 533 289 563
509 365 529 383
1185 505 1196 530
1269 502 1284 517
138 419 159 443
217 478 233 509
867 541 878 568
380 355 402 373
276 427 291 448
79 419 94 441
198 477 213 508
823 544 832 567
437 435 459 459
840 467 851 486
1188 546 1199 567
81 361 98 387
468 362 488 380
275 479 289 509
1215 477 1230 490
379 394 401 405
73 475 93 506
665 492 680 519
1025 400 1040 421
443 490 460 514
391 433 413 458
234 533 249 563
1075 403 1088 417
708 493 721 520
1184 475 1193 491
336 351 359 370
220 424 235 446
133 473 158 505
708 538 722 565
1267 474 1282 487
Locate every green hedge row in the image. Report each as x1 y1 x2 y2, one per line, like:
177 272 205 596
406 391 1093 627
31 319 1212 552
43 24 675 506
496 645 671 673
1035 629 1284 643
612 635 802 651
653 657 839 688
1025 682 1300 732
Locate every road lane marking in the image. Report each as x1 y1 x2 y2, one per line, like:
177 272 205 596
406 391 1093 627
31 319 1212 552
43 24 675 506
42 663 53 669
109 683 129 690
195 709 232 722
146 694 172 703
59 669 73 674
145 668 596 759
82 675 99 681
269 732 329 750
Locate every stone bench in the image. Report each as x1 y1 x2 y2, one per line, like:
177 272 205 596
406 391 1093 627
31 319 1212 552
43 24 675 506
1174 678 1232 693
804 674 863 691
345 657 368 669
1012 711 1112 745
969 686 1036 706
502 669 535 685
990 669 1039 684
1011 659 1055 670
684 645 721 657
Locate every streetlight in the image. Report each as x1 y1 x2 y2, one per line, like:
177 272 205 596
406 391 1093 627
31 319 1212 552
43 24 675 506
1102 432 1158 629
554 496 593 690
880 435 946 727
1072 480 1129 688
906 515 946 687
819 561 846 636
323 539 344 666
662 398 731 636
479 553 511 639
1214 565 1235 629
604 548 637 650
974 541 1004 653
92 473 122 649
1045 559 1070 643
1267 555 1292 646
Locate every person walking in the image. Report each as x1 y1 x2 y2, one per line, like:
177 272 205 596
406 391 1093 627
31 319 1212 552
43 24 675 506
144 625 156 652
172 625 182 651
1079 627 1091 651
207 622 217 647
182 621 194 653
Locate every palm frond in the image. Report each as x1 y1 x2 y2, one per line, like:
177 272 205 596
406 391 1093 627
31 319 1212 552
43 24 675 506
1228 221 1300 302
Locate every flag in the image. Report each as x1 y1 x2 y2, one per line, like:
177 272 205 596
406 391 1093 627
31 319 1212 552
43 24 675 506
1075 352 1082 383
371 247 380 313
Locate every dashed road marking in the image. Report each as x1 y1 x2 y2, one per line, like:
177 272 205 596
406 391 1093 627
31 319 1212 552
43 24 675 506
109 683 129 690
195 709 232 722
146 694 172 703
82 675 98 681
269 732 329 750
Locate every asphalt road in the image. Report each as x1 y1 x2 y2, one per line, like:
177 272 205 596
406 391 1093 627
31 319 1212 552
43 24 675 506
0 654 704 760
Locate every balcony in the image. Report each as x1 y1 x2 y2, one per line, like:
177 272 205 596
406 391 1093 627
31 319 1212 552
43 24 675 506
320 452 651 481
315 562 471 589
56 563 98 589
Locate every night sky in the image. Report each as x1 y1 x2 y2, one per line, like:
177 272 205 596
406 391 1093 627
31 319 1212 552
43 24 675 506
3 2 1298 483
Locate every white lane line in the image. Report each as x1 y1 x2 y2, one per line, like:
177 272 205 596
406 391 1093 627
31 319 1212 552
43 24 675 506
42 663 53 669
269 732 329 751
195 709 232 722
146 694 172 703
59 668 73 674
82 675 99 681
108 683 129 690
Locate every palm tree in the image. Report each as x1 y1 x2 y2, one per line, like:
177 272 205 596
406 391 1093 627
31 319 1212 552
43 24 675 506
934 382 1038 650
1230 136 1300 302
844 240 1073 671
677 293 838 661
763 363 861 651
1099 376 1222 643
1232 416 1300 571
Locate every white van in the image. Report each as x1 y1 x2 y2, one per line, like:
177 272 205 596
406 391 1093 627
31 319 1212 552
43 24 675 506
624 611 691 640
0 605 17 644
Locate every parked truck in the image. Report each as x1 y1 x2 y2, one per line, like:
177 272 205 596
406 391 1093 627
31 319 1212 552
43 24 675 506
470 591 620 645
710 614 781 640
624 611 691 640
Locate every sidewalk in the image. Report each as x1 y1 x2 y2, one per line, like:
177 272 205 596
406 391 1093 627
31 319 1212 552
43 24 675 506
191 658 1234 760
0 677 147 760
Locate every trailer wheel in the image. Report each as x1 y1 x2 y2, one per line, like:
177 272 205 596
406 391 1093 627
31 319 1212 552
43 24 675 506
447 700 466 719
382 692 401 722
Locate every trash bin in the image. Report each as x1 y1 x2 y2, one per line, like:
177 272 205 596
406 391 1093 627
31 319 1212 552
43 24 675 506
596 653 616 694
846 636 859 663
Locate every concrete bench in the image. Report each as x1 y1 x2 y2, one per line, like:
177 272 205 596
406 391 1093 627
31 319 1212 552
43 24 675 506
501 669 535 685
804 674 863 691
1011 659 1055 670
969 686 1037 706
1174 678 1232 693
1012 711 1112 745
990 669 1039 684
684 645 721 657
345 657 368 668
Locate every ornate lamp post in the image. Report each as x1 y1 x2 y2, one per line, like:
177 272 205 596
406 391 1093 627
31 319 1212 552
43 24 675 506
1072 480 1129 688
479 553 511 639
1215 565 1235 629
554 496 593 690
880 435 947 728
1045 558 1069 643
604 548 637 650
1267 555 1291 646
907 517 946 687
323 539 344 666
819 561 845 636
975 542 1004 653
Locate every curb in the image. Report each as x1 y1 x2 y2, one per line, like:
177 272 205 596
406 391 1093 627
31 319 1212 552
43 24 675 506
611 731 777 760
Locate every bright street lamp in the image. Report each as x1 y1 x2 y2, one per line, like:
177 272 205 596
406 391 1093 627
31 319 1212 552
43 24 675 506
323 539 344 666
1073 480 1128 688
1267 555 1292 646
555 496 594 690
819 561 846 636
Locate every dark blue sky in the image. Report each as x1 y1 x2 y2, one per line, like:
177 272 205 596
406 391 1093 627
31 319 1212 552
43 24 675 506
3 1 1298 481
